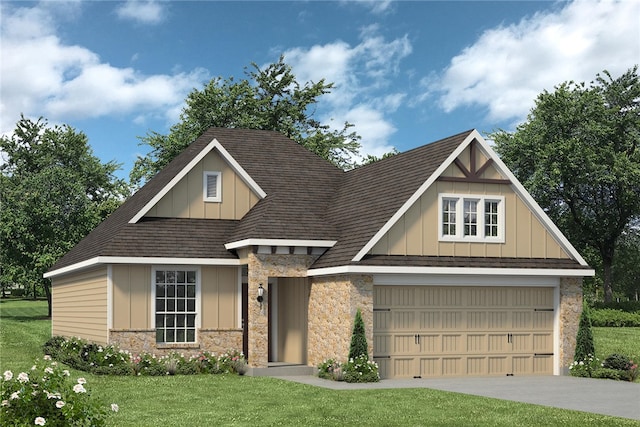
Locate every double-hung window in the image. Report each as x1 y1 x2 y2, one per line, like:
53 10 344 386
439 194 504 242
153 267 199 344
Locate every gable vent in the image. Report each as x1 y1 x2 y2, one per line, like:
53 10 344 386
203 171 221 202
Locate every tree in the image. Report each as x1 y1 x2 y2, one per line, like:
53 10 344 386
348 308 369 360
574 302 595 362
131 56 362 185
0 116 128 315
492 67 640 302
613 221 640 301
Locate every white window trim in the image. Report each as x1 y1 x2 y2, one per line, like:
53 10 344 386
151 266 202 344
203 171 222 203
438 193 505 243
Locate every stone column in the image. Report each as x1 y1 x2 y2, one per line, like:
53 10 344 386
247 252 269 368
559 277 583 373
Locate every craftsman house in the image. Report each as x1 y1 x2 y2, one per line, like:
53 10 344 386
45 128 593 378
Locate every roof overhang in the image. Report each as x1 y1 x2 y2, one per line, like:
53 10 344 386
44 256 241 279
306 265 595 277
224 239 337 250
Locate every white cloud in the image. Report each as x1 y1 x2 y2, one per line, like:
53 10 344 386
115 1 166 25
284 26 411 158
0 3 208 134
429 0 639 124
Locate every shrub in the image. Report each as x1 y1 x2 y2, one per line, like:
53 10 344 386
348 308 368 360
569 354 600 378
602 353 633 371
590 308 640 327
1 356 118 426
574 303 595 361
317 359 343 381
591 301 640 313
343 355 380 383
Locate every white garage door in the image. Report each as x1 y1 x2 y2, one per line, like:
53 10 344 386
373 286 554 379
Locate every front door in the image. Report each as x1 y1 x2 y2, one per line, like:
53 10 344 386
269 278 309 365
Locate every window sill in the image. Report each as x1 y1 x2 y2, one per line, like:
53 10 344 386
156 343 200 350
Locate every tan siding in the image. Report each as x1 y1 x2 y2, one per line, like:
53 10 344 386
371 180 570 259
112 265 151 329
145 149 259 220
52 267 108 345
201 266 239 329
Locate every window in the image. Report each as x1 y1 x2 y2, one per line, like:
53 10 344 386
153 268 199 344
439 194 504 242
203 171 221 202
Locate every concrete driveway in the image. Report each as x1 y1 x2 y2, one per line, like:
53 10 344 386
277 375 640 421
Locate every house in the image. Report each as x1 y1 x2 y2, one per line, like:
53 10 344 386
45 128 594 378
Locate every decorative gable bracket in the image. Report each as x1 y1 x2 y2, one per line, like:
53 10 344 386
438 139 510 185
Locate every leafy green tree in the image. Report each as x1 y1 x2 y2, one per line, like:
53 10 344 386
492 67 640 302
613 221 640 301
574 302 595 362
0 116 128 315
131 56 362 185
348 308 369 360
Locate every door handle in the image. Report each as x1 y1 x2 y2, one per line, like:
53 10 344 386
414 334 421 345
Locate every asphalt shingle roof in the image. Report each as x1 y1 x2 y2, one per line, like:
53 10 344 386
48 127 586 274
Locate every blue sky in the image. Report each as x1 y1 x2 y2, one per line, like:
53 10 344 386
1 1 638 179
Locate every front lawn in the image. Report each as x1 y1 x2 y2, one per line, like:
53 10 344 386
1 299 637 426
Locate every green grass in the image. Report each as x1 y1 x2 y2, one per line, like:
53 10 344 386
1 299 638 426
593 327 640 362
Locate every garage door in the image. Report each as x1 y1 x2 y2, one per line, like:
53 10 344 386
373 286 554 379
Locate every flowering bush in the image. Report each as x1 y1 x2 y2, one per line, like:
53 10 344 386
44 336 247 377
569 354 600 378
317 355 379 383
1 356 118 426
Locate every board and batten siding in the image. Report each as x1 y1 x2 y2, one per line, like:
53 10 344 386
111 264 239 331
144 149 260 220
52 267 108 345
371 179 569 259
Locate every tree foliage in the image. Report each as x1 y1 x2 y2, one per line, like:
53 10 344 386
492 66 640 302
0 117 128 314
131 56 362 185
348 308 369 360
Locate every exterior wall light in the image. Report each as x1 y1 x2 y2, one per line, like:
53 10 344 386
257 284 264 303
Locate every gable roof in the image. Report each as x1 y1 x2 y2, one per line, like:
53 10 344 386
46 127 592 279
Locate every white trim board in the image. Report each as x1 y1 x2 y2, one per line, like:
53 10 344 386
351 129 590 267
307 265 595 277
44 256 241 279
129 138 266 224
225 239 337 250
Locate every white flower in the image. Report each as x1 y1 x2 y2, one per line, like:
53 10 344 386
43 355 51 361
62 370 70 377
34 417 46 425
17 372 29 383
44 367 54 374
73 384 86 394
111 403 119 412
77 377 86 385
1 400 9 407
56 401 65 409
3 371 12 381
10 391 20 400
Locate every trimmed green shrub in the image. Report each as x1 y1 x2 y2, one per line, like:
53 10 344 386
574 303 595 361
343 355 379 383
348 308 368 360
602 353 633 371
592 368 632 381
569 354 600 378
590 308 640 327
591 301 640 313
317 359 343 381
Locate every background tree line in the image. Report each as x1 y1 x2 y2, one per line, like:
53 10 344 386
1 59 638 316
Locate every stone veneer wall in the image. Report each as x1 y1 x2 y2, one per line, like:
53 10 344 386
246 252 318 368
559 277 583 373
109 329 242 357
307 274 373 367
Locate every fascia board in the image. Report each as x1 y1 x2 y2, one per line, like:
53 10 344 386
129 138 266 224
225 239 337 250
44 256 241 279
306 265 595 277
352 130 480 262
